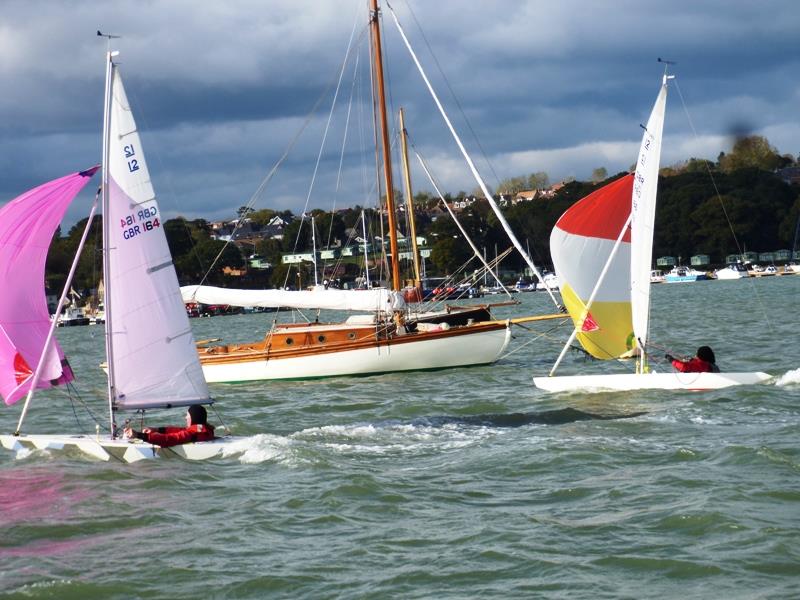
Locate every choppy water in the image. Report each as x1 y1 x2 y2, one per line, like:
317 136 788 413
2 276 799 599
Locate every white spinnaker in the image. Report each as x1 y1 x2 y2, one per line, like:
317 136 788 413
630 78 668 361
106 67 210 410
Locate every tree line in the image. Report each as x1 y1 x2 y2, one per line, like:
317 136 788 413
44 135 799 292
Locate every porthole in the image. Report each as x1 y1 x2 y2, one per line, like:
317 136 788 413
347 332 356 340
285 337 294 346
317 335 327 343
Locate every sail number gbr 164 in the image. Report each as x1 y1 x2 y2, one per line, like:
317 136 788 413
121 206 160 240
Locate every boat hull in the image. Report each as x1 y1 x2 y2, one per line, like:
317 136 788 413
665 274 708 283
533 371 772 393
200 322 512 383
0 433 242 463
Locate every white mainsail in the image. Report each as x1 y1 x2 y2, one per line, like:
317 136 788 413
105 66 210 410
630 77 668 369
181 285 405 312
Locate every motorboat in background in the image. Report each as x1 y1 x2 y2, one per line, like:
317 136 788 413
714 262 749 280
665 265 708 282
55 305 90 327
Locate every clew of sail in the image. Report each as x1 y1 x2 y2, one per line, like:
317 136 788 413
550 174 635 359
631 79 667 366
0 169 98 405
105 67 209 410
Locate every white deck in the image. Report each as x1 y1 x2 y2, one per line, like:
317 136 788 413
0 433 243 463
533 371 772 393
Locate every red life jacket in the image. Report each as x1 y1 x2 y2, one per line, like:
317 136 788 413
143 423 216 448
671 357 715 373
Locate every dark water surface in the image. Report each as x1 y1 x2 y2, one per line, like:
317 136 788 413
2 277 799 599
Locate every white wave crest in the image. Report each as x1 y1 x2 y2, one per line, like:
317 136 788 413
292 420 497 457
775 368 800 387
221 434 293 464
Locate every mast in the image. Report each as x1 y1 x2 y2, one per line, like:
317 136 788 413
310 215 319 286
369 0 400 291
102 50 117 437
361 210 371 288
399 107 421 287
385 5 562 310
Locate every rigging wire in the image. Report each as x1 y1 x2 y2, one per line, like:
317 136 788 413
673 79 775 335
194 18 367 292
394 0 502 187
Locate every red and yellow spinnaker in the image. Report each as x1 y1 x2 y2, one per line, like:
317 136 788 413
550 174 635 359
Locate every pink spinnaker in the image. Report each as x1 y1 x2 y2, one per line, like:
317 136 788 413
0 167 98 405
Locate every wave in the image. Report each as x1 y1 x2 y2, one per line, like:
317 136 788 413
222 407 647 464
775 367 800 386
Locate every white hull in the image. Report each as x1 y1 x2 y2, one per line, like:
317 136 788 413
533 371 772 393
715 266 749 280
0 433 242 463
202 325 511 383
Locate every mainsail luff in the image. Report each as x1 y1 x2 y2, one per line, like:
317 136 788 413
101 50 116 434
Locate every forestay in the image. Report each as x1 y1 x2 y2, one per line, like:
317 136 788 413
180 285 406 313
0 169 97 405
105 67 210 410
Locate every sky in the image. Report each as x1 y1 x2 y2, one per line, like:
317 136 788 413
1 0 798 229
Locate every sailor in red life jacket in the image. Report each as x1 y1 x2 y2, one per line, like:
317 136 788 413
665 346 720 373
123 404 216 447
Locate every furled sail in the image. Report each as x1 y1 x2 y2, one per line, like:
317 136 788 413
0 168 97 405
105 67 210 410
549 174 635 359
630 79 667 357
180 285 406 313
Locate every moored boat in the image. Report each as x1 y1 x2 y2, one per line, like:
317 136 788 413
665 265 708 282
714 262 749 280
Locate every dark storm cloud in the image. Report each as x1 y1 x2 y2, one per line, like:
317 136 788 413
1 0 798 226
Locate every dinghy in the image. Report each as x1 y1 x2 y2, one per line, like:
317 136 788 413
533 69 770 393
1 47 242 461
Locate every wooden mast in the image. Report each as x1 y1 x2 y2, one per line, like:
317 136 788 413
399 107 421 289
369 0 401 291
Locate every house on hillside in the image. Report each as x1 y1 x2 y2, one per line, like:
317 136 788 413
777 166 800 185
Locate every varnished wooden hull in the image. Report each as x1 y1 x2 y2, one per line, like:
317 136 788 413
197 321 512 383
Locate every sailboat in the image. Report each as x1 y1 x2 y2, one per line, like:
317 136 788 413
181 0 565 384
0 48 240 462
533 71 771 393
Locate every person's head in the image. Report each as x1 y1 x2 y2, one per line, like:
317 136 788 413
186 404 208 426
696 346 716 364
